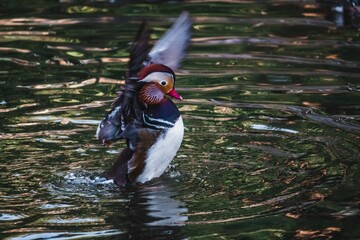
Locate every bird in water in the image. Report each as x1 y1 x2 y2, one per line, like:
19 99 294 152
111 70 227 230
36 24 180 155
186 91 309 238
96 12 191 186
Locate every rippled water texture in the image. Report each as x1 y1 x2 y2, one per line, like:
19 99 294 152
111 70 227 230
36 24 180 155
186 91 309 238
1 1 360 239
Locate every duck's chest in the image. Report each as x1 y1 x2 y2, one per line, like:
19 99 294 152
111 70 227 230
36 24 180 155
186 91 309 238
136 116 184 183
141 98 180 128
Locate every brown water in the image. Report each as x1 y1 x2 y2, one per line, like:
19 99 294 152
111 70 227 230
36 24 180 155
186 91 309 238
1 1 360 239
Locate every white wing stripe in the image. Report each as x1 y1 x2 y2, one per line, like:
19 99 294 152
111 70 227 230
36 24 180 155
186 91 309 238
143 114 175 129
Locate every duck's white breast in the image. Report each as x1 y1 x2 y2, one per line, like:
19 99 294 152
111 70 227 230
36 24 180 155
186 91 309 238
136 117 184 183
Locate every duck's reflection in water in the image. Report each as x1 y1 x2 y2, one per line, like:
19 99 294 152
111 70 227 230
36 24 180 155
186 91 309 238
106 181 188 239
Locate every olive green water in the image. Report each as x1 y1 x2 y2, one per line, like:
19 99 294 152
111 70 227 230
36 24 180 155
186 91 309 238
1 1 360 239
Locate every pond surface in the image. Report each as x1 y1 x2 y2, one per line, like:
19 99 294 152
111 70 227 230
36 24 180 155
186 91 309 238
1 0 360 239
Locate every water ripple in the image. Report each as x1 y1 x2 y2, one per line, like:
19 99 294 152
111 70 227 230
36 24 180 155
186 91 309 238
8 230 124 240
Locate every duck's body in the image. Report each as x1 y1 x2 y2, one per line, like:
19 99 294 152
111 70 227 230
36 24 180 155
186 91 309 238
137 113 184 183
96 12 191 186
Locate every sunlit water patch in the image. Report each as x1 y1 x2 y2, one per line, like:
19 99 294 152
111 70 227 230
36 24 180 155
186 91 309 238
9 230 124 240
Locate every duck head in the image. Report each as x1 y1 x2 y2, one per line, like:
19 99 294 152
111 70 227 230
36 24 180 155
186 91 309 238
138 64 182 105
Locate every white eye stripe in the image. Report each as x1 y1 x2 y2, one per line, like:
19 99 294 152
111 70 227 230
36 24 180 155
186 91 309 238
140 72 174 83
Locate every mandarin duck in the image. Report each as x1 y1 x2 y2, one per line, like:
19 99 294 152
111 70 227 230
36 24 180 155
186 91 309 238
96 12 191 186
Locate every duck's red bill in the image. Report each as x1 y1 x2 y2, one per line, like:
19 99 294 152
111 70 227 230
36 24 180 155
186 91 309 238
168 89 183 100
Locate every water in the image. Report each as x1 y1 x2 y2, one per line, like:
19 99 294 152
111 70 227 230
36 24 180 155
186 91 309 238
1 1 360 239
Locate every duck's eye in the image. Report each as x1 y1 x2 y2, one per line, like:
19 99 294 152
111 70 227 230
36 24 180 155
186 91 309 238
160 81 167 86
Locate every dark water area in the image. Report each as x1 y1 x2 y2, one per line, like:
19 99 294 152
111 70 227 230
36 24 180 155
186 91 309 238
1 0 360 239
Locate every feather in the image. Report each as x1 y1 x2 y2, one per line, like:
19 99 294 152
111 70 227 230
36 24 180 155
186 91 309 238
128 21 151 79
148 12 192 71
97 20 151 144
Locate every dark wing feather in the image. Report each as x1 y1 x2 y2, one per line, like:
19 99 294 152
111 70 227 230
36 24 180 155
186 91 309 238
96 21 151 145
128 21 150 80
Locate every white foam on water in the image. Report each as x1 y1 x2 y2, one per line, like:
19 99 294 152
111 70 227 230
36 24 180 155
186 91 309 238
64 172 113 185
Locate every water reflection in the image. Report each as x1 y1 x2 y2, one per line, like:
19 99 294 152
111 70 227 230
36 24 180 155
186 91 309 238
106 183 187 239
185 99 360 133
189 53 360 69
44 173 188 239
133 185 187 227
10 230 124 240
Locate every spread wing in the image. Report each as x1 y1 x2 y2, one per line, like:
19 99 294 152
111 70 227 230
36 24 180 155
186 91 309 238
147 11 192 71
96 22 150 145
